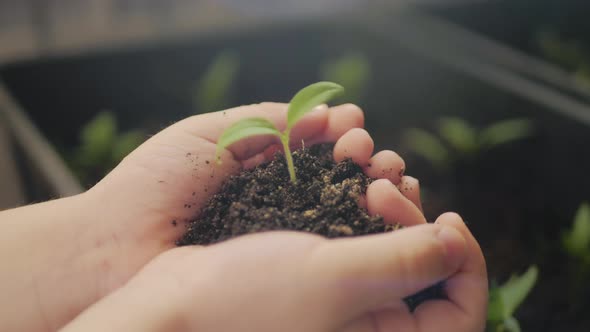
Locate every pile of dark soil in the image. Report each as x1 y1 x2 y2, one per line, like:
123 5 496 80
177 144 393 245
177 143 444 310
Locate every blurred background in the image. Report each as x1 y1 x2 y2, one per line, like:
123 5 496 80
1 0 589 331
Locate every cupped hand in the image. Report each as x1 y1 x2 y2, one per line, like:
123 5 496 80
65 102 487 332
2 101 487 332
81 102 423 303
62 213 487 332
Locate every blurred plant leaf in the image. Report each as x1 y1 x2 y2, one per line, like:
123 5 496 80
287 81 344 130
111 130 145 166
403 128 450 169
194 51 240 113
488 266 538 332
501 265 538 318
438 117 478 154
574 65 590 87
480 119 533 149
487 284 504 323
562 202 590 260
320 53 370 104
502 317 522 332
70 111 146 185
215 117 281 162
537 30 588 71
78 111 117 167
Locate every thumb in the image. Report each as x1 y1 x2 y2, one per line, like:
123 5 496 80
305 224 467 322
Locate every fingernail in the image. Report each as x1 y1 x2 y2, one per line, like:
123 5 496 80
312 104 329 113
437 226 467 270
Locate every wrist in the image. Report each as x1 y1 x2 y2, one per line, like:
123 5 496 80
60 262 189 332
0 192 113 331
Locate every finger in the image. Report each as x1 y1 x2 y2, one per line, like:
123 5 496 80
366 179 426 226
341 307 415 332
207 103 330 161
242 152 267 170
414 213 488 332
263 104 366 163
305 223 467 322
262 144 282 161
398 176 423 212
163 103 331 162
321 103 365 142
289 104 329 147
364 150 406 184
333 128 374 167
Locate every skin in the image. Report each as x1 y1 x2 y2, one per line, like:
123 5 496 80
0 103 487 332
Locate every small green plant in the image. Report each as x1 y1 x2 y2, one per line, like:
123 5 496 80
487 265 539 332
403 117 534 170
537 30 590 86
562 202 590 265
70 111 144 183
320 52 370 104
215 82 344 183
193 51 240 113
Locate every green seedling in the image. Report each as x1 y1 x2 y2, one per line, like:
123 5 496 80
193 51 240 113
487 265 539 332
320 52 371 104
215 82 344 183
71 111 144 183
562 202 590 265
537 30 590 86
403 117 533 170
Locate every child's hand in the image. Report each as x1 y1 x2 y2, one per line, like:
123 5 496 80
66 102 486 331
1 102 487 332
62 213 486 332
84 102 426 300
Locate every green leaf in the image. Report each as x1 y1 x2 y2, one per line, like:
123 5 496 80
503 317 522 332
487 285 505 323
480 119 533 149
78 111 117 167
320 53 370 104
287 82 344 130
500 265 539 318
194 51 240 113
487 266 538 331
402 128 451 169
438 117 478 154
537 30 588 70
562 202 590 258
216 117 281 162
111 130 145 166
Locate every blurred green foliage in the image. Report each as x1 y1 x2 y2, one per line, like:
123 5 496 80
70 111 144 184
562 202 590 266
537 31 590 85
193 51 240 113
320 52 370 104
403 118 534 170
488 265 539 332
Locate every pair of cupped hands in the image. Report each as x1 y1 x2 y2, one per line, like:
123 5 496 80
0 103 487 332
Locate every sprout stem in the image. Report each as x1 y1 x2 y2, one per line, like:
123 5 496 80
281 133 296 183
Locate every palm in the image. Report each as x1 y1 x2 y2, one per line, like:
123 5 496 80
108 215 486 332
55 103 487 332
83 102 423 296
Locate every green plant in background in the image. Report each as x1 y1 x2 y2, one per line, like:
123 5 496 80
216 82 344 183
537 31 590 86
487 265 539 332
403 117 534 170
320 52 370 104
193 51 240 113
71 111 144 183
562 202 590 266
